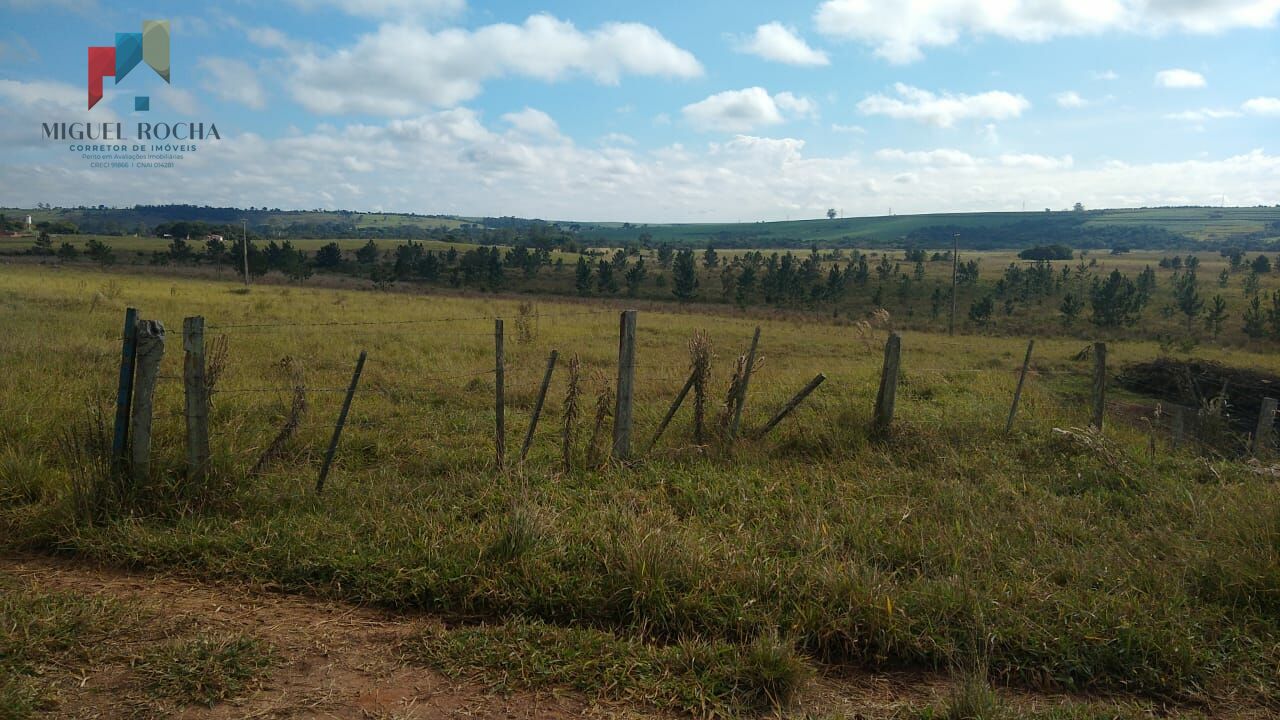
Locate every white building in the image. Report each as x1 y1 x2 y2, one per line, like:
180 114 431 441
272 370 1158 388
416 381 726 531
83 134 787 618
26 216 32 227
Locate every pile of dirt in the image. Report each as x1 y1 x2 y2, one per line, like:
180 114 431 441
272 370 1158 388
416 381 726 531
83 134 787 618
1116 357 1280 433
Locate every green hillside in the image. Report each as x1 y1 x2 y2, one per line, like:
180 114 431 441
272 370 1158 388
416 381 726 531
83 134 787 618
5 204 1280 251
578 206 1280 249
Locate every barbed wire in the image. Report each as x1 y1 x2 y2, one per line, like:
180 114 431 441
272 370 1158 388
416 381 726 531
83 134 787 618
205 309 614 332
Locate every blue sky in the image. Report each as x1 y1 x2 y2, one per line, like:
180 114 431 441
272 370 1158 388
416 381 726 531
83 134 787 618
1 0 1277 221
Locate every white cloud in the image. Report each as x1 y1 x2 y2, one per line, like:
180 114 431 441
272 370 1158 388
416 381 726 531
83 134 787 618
1243 96 1280 116
999 153 1074 169
774 91 818 118
814 1 1280 63
1093 69 1120 80
501 107 559 138
875 148 977 167
857 83 1030 127
1165 107 1241 121
286 0 464 20
5 105 1280 222
290 15 702 115
1155 68 1207 88
199 57 267 109
1055 91 1088 108
735 22 829 66
832 123 866 133
682 87 815 132
600 132 636 146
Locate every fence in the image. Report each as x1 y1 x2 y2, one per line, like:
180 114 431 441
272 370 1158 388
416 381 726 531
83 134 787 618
105 306 1279 495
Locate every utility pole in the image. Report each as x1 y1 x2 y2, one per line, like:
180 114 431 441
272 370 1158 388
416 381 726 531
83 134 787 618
949 233 959 336
241 219 249 286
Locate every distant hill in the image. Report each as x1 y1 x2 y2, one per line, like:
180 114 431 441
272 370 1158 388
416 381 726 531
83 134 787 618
4 204 1279 251
576 206 1280 250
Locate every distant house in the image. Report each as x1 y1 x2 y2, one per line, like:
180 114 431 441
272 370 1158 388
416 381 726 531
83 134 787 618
206 234 224 242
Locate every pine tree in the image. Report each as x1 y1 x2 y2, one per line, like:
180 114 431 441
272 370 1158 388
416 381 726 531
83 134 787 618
1204 295 1227 338
1060 292 1084 326
624 258 646 297
672 248 699 301
574 256 592 296
1243 295 1266 338
1172 268 1204 332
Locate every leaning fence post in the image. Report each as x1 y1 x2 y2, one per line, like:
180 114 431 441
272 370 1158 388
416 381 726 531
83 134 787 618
1252 397 1277 458
183 317 210 482
757 373 826 438
873 333 901 433
130 319 165 485
520 350 558 464
495 319 506 468
316 350 366 494
111 307 140 474
1005 339 1035 433
612 310 637 460
647 369 696 452
1091 341 1107 431
728 327 761 441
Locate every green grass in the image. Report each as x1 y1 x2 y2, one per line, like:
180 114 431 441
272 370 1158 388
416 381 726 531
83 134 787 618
133 634 274 707
0 577 146 718
1 265 1279 716
404 619 808 716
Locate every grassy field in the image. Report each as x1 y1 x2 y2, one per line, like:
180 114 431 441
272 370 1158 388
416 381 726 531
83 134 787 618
581 207 1280 246
2 263 1279 717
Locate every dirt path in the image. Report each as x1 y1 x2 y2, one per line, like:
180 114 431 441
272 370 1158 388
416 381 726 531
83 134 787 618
3 554 664 719
6 553 1235 720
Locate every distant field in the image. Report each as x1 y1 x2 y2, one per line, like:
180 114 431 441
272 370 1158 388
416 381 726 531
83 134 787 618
580 207 1280 247
8 205 1280 250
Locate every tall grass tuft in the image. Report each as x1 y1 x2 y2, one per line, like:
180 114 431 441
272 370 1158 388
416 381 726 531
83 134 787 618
57 399 122 526
688 330 713 444
562 354 581 472
585 373 613 468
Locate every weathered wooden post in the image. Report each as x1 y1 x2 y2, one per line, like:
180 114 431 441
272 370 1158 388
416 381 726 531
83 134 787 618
612 310 637 460
1091 342 1107 431
495 319 506 468
728 327 762 441
757 373 826 438
130 319 165 484
316 350 366 494
519 349 558 464
647 369 696 452
1005 339 1035 433
111 307 140 474
183 317 210 483
873 333 901 433
1252 397 1277 458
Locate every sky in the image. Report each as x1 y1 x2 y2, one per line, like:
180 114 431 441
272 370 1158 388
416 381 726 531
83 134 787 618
1 0 1278 223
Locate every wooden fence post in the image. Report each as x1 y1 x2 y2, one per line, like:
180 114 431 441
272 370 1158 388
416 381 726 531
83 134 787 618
183 317 210 482
1005 339 1035 433
647 369 696 452
520 349 558 464
728 327 762 441
612 310 637 460
873 333 901 433
111 307 140 474
316 350 366 494
495 319 505 468
1091 341 1107 431
1252 397 1277 458
757 374 826 438
130 319 165 484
